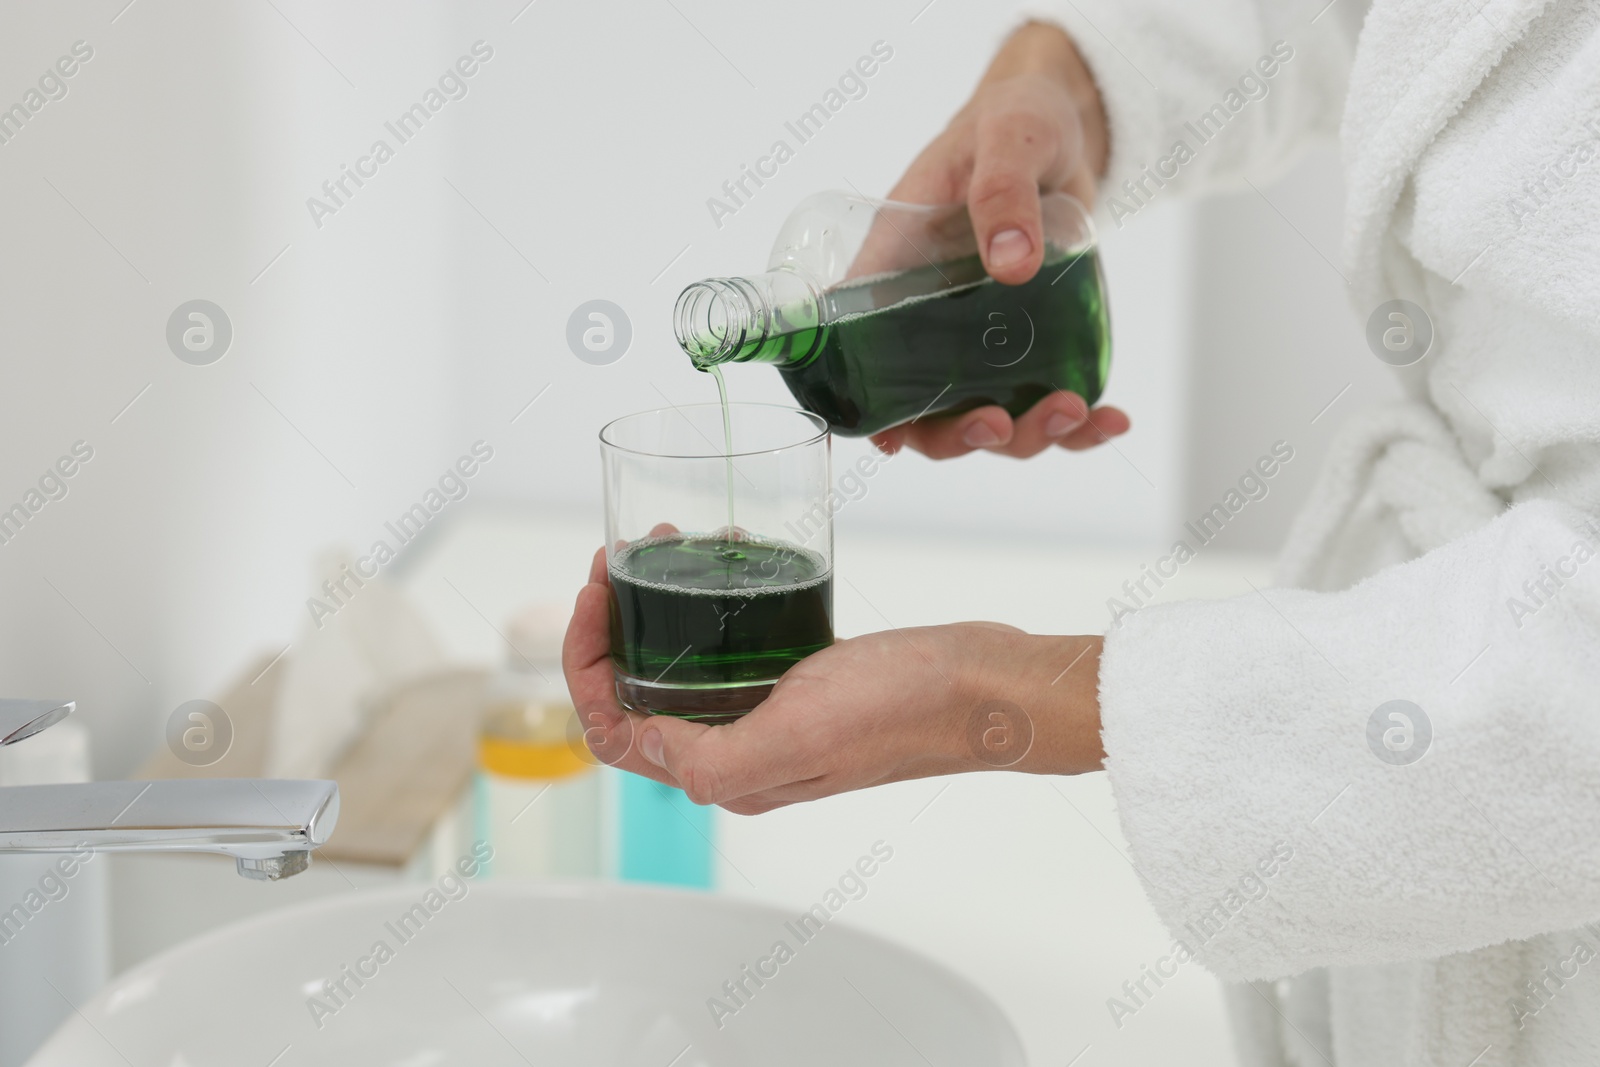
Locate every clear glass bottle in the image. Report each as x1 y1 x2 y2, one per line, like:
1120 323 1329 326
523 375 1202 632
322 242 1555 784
674 190 1110 437
474 606 601 878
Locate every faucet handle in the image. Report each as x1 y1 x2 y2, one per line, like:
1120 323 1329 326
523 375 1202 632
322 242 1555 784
0 700 75 746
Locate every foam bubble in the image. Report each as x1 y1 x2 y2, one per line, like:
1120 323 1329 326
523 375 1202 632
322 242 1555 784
611 533 831 598
831 247 1090 324
834 279 985 324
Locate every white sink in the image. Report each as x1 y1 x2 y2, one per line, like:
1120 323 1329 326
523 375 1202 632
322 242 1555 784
28 881 1025 1066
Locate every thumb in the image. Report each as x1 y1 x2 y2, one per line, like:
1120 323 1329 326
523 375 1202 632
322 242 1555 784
968 108 1074 284
636 714 716 800
639 710 810 807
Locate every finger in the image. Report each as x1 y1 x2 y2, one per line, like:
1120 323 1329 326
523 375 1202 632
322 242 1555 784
587 545 606 585
1058 406 1131 451
848 133 973 281
641 704 821 807
585 709 683 788
624 714 715 800
721 754 972 813
987 391 1089 458
895 406 1016 460
869 428 906 455
648 522 679 538
564 583 623 729
969 109 1067 284
875 399 1118 461
563 582 610 675
720 796 793 816
721 771 868 811
884 129 972 205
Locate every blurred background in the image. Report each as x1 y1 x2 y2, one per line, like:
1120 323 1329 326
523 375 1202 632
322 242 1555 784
0 1 1396 1065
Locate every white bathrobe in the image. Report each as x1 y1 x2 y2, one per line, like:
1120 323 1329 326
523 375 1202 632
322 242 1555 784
1039 0 1600 1063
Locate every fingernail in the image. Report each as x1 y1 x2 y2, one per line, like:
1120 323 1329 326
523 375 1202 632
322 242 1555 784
1045 412 1084 437
641 728 665 767
963 422 1001 448
988 229 1031 270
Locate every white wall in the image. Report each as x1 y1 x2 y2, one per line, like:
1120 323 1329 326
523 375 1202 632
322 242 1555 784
0 1 461 778
445 0 1198 551
0 0 1372 779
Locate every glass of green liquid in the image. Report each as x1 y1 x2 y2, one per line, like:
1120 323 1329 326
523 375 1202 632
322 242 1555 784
600 401 833 724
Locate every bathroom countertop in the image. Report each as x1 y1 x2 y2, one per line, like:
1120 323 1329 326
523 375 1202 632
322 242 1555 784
404 505 1275 1067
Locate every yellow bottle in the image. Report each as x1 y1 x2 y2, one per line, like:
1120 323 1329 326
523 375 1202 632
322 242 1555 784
474 606 601 878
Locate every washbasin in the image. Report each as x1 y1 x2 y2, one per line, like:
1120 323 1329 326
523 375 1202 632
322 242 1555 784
27 880 1025 1066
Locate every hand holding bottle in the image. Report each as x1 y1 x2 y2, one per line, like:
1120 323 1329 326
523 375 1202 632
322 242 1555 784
871 21 1130 460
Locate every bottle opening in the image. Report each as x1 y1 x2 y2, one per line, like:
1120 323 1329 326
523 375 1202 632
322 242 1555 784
674 280 747 369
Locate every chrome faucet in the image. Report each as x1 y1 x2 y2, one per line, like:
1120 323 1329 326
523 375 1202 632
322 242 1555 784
0 699 339 880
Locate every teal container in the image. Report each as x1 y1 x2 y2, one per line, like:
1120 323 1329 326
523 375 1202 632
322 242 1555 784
617 774 713 889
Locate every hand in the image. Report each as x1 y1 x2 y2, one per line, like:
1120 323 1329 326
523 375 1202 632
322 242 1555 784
563 547 1106 814
872 21 1129 460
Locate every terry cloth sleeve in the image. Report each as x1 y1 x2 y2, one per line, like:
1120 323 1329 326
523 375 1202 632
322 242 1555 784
1097 498 1600 980
1024 0 1366 228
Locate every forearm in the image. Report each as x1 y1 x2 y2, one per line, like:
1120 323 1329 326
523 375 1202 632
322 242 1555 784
960 628 1106 776
1101 499 1600 978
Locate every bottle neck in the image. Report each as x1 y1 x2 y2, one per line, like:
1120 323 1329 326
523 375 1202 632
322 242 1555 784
674 268 825 369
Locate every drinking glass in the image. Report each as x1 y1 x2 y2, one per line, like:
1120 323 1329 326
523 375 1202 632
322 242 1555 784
600 402 833 723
